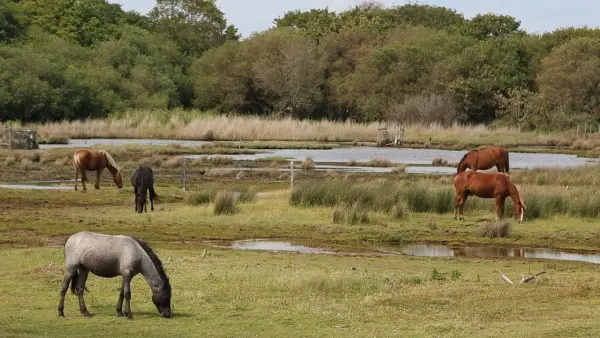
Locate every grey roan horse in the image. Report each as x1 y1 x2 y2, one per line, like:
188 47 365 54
131 165 157 213
58 231 172 319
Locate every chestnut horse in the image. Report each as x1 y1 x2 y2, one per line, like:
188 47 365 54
73 150 123 191
456 146 509 174
454 171 526 222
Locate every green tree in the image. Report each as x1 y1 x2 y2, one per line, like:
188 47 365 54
0 0 26 42
390 4 465 31
439 37 534 122
18 0 128 46
149 0 239 55
464 13 522 40
250 29 324 117
274 8 340 44
537 37 600 125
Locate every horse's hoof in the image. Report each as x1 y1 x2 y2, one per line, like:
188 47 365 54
82 312 93 318
127 316 134 320
117 311 124 317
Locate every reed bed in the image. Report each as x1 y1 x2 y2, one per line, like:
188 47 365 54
510 165 600 187
20 109 587 146
291 179 600 220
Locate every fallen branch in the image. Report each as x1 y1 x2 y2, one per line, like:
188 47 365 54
498 270 514 284
201 249 207 258
520 271 546 284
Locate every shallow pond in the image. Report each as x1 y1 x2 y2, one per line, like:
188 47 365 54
39 138 597 169
230 240 600 265
188 147 598 169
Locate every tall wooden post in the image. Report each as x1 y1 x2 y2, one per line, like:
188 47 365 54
182 158 187 192
290 160 294 190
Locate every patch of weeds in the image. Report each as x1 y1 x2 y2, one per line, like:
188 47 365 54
430 269 446 281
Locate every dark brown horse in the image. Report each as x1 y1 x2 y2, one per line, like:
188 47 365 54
457 146 509 174
131 165 157 213
73 150 123 191
453 171 526 222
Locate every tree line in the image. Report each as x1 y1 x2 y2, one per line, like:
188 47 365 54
1 0 600 130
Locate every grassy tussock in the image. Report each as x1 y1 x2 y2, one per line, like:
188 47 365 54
185 190 213 206
478 221 511 238
185 187 257 207
332 204 369 225
301 157 315 170
214 191 238 215
366 157 394 167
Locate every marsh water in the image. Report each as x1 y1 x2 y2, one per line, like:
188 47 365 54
230 240 600 265
40 138 597 169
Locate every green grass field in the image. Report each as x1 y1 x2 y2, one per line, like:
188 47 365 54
3 143 600 336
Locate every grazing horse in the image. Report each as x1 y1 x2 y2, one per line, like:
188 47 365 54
58 231 172 319
131 165 157 213
73 150 123 191
453 171 526 223
456 146 510 174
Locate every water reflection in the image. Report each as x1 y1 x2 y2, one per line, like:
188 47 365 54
393 244 600 264
231 239 334 254
229 240 600 264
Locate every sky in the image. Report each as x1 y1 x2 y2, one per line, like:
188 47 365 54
109 0 600 37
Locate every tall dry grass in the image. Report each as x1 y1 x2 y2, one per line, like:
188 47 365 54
21 109 587 146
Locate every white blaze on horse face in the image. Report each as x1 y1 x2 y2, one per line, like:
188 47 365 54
520 209 524 223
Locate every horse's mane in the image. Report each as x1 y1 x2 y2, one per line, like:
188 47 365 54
457 150 476 172
102 150 120 173
514 184 525 206
132 237 171 292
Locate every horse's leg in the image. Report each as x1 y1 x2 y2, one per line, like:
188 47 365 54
76 268 92 317
459 194 469 220
74 166 78 191
122 274 133 319
116 287 125 317
133 186 138 213
149 187 155 212
500 199 506 219
454 193 461 220
58 267 77 317
81 171 88 191
95 169 101 189
494 197 504 221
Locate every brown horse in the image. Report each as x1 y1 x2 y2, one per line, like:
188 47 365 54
457 146 509 174
73 150 123 191
453 171 526 222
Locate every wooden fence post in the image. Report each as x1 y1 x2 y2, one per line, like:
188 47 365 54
182 158 187 192
290 160 294 190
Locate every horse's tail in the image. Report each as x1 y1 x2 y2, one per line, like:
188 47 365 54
150 188 159 203
102 150 120 173
505 152 510 173
70 270 79 294
73 152 81 170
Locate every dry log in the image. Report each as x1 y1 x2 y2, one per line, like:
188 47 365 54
520 271 546 284
498 270 514 284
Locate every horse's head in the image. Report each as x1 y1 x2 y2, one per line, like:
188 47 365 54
114 171 123 189
152 279 172 318
514 185 526 223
